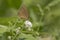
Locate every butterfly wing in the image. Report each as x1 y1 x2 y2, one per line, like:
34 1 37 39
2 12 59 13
18 4 29 20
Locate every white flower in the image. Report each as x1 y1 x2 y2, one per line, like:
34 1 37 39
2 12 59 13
24 20 32 28
8 36 11 40
16 29 20 34
15 27 20 34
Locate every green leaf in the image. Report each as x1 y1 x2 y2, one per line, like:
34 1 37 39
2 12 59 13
0 25 8 34
18 33 38 40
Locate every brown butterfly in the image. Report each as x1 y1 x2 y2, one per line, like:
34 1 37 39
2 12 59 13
18 4 29 20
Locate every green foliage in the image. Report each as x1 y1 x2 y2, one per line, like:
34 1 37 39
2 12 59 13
0 0 60 40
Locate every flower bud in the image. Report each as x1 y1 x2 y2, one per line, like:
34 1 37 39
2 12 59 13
8 36 11 40
15 27 20 34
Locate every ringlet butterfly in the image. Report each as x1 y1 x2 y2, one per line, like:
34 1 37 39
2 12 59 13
18 4 29 20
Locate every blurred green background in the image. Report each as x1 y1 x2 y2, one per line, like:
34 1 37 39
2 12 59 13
0 0 60 40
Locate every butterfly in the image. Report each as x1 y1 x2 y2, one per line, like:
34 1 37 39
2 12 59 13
18 4 29 20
